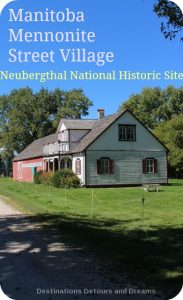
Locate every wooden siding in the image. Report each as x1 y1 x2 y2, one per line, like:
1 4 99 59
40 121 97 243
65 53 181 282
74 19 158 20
86 150 167 186
87 111 166 152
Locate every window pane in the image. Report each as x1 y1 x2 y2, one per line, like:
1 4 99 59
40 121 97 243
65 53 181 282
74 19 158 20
119 125 136 141
100 159 109 174
146 159 154 173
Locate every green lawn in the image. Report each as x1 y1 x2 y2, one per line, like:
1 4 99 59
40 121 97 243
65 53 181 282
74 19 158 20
0 178 183 298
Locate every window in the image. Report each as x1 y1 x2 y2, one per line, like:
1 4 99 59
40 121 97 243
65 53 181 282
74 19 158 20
97 158 114 175
142 158 158 174
119 125 136 141
75 159 81 175
146 159 154 173
101 159 109 174
67 159 72 169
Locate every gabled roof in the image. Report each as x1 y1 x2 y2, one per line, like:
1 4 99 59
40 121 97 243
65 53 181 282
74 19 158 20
13 112 123 162
13 133 57 162
70 111 124 153
70 109 168 153
57 119 97 131
13 109 168 162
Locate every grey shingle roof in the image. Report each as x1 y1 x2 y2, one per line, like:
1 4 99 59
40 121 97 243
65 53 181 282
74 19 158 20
57 119 97 131
70 112 123 153
13 133 57 162
13 112 125 162
70 110 168 153
13 110 168 162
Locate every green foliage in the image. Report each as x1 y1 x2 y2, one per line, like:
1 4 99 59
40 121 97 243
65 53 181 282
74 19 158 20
120 87 162 129
34 171 53 185
34 169 80 188
0 87 93 158
154 0 183 41
40 172 54 185
53 89 92 128
33 171 43 184
52 169 74 188
62 175 81 188
120 86 183 129
51 169 80 188
153 114 183 177
120 86 183 177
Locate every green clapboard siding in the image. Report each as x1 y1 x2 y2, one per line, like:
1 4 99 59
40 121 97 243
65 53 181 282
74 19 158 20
86 150 167 186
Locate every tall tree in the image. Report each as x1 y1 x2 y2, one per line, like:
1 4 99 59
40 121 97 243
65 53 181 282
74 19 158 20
154 0 183 41
119 85 183 177
119 86 183 129
53 88 92 127
153 114 183 177
0 87 92 158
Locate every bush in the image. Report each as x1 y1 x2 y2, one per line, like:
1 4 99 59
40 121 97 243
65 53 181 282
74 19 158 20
34 171 43 184
34 169 80 188
34 171 53 185
40 172 53 185
52 169 74 188
61 175 81 188
52 169 80 188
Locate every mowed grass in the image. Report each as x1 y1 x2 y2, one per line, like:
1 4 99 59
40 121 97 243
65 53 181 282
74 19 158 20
0 178 183 298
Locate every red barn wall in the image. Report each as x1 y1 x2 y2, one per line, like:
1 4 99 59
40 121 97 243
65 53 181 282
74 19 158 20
13 158 44 182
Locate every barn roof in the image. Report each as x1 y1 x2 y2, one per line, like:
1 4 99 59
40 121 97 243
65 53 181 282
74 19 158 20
13 109 168 162
12 111 126 161
69 112 123 153
70 110 169 153
13 133 57 162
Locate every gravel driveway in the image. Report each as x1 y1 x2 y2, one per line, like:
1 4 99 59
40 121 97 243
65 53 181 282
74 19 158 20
0 196 164 300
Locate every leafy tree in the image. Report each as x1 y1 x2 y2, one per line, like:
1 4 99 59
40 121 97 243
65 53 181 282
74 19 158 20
120 85 183 177
154 0 183 41
0 87 92 158
153 114 183 177
119 86 183 129
53 88 92 127
119 87 162 129
0 133 3 149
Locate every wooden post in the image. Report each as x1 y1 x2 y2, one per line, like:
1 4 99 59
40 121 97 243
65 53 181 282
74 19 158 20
92 190 94 207
34 182 37 195
141 194 145 230
91 190 94 216
64 187 67 208
48 184 51 201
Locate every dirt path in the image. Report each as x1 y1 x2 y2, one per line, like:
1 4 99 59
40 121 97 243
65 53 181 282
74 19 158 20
0 197 164 300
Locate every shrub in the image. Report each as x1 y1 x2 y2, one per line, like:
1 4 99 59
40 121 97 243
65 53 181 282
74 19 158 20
62 175 81 188
59 169 74 177
34 169 80 188
34 171 43 184
52 169 74 188
40 172 53 185
52 169 80 188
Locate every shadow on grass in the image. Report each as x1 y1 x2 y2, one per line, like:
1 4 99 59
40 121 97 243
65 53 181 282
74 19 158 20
0 213 182 300
168 182 183 187
38 213 183 299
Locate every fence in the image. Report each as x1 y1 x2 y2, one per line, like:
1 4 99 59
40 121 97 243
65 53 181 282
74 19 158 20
6 178 148 229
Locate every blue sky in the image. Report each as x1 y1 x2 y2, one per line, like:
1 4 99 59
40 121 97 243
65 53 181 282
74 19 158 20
0 0 182 118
